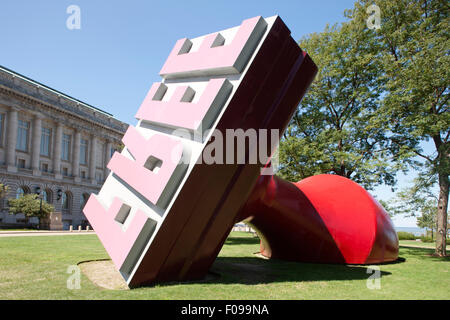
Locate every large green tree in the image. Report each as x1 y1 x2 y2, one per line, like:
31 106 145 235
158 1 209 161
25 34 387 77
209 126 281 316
8 194 54 224
417 203 438 239
278 21 405 190
349 0 449 256
0 184 8 201
0 184 9 211
387 175 440 238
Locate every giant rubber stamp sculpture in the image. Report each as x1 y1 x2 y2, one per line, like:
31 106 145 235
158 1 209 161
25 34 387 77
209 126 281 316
84 16 399 287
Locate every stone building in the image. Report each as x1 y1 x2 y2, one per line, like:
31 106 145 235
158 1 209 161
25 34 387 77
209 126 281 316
0 65 128 229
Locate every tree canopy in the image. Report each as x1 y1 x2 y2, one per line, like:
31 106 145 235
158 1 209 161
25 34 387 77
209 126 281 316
278 0 448 256
278 21 403 190
0 184 8 200
349 0 449 256
8 194 54 220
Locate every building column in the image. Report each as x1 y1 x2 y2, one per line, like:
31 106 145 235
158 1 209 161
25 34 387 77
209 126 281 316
6 108 18 172
104 140 113 178
53 122 63 179
89 135 97 184
72 130 81 182
31 114 42 175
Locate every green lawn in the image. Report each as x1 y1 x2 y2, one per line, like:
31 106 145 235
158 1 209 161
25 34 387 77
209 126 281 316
0 232 448 299
399 240 450 250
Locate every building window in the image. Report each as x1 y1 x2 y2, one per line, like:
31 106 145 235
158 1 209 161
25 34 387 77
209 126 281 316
80 193 89 209
16 187 25 199
41 163 49 172
81 170 86 179
95 172 102 183
0 113 4 146
40 128 51 156
17 158 26 169
62 192 71 211
80 139 88 165
15 186 30 199
62 167 69 176
96 142 104 167
43 189 52 203
16 120 30 151
61 134 71 161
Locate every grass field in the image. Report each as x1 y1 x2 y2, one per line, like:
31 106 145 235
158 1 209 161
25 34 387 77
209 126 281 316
0 232 448 299
399 240 450 250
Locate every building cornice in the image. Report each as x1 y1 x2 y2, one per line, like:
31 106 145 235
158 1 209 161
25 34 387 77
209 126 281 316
0 66 128 138
0 166 103 190
0 85 126 142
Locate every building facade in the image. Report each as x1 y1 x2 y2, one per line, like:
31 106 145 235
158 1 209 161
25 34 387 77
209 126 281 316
0 66 128 229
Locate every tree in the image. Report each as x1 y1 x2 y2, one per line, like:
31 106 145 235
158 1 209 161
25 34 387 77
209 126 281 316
278 21 405 190
387 175 440 238
8 194 54 224
0 184 9 211
417 202 437 239
0 184 8 199
349 0 449 256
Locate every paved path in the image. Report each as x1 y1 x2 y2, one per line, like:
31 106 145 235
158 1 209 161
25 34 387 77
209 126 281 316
0 230 96 237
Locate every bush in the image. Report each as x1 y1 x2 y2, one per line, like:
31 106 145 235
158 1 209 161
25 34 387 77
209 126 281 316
420 236 434 243
8 194 53 220
418 236 450 245
397 231 417 240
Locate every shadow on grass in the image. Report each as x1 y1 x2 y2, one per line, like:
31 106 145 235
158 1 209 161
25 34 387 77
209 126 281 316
132 236 449 288
214 235 403 285
132 246 450 288
207 256 393 285
224 236 260 246
148 235 405 287
147 256 394 289
399 246 450 262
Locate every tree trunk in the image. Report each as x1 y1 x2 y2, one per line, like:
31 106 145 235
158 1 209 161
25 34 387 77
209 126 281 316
432 134 448 257
435 171 449 256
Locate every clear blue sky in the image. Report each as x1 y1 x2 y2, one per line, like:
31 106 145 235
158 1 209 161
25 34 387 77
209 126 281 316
0 0 427 227
0 0 356 123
